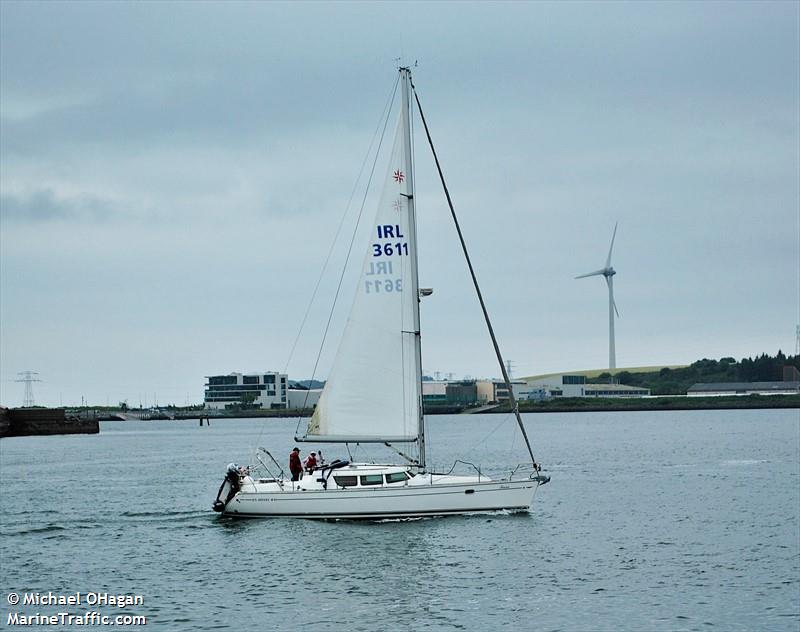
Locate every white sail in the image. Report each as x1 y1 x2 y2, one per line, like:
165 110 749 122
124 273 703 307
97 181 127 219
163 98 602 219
301 95 421 443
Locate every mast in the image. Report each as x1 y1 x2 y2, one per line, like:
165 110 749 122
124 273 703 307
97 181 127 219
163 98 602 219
400 67 426 469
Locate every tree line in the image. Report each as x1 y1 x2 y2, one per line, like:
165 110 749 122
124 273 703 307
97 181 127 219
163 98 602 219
590 351 799 395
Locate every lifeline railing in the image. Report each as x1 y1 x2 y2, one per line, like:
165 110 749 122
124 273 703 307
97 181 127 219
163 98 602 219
252 447 286 490
508 462 550 484
430 460 549 485
430 459 483 481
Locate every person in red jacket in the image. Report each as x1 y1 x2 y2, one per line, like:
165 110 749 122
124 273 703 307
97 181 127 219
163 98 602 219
289 447 303 481
304 452 318 474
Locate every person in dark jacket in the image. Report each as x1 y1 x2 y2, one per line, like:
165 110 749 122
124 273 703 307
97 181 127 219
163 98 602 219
289 447 303 481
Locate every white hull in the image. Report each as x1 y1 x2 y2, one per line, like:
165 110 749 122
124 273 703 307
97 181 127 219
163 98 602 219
220 471 540 519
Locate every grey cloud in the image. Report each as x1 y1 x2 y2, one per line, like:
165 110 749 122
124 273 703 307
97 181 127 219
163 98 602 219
0 189 116 223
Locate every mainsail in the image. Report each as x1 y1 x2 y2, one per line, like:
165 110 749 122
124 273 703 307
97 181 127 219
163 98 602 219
301 86 422 444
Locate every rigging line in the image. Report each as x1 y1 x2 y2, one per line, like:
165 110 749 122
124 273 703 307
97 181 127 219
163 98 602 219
410 81 539 469
294 76 401 438
282 74 401 378
464 411 515 456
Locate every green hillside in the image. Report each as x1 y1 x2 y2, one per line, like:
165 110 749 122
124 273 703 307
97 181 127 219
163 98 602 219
523 352 799 395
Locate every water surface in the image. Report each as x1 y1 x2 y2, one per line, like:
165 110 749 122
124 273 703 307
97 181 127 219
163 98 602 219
1 409 798 630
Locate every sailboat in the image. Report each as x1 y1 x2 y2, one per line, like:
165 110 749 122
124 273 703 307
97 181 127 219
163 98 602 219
212 67 549 519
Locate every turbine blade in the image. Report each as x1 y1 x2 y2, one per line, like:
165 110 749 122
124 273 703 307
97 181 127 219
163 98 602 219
575 269 605 279
605 221 618 268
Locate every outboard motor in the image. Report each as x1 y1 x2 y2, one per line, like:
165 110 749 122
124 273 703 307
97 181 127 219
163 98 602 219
212 463 242 512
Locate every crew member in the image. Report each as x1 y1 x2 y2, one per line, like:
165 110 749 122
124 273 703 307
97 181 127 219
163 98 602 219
289 447 303 481
304 452 318 473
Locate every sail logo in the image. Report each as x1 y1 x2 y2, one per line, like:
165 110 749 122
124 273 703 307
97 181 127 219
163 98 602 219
393 169 405 183
377 225 404 238
372 225 409 258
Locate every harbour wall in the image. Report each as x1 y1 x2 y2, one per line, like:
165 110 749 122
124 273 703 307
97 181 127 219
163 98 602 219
0 408 99 438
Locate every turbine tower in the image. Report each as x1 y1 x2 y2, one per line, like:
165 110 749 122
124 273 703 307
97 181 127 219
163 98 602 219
576 223 620 370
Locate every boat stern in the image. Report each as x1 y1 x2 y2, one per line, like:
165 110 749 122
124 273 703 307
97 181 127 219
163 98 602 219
212 463 244 513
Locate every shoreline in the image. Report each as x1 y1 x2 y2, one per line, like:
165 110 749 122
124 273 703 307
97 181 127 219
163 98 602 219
136 394 800 419
4 395 796 436
514 395 800 414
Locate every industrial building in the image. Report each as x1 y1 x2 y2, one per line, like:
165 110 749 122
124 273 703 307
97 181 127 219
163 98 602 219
476 379 528 403
422 381 479 406
421 375 653 405
204 372 288 410
422 379 531 406
687 381 800 397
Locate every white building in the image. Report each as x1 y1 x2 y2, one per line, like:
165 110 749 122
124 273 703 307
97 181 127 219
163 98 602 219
204 372 288 410
525 375 587 398
524 374 650 398
583 383 650 397
287 388 323 409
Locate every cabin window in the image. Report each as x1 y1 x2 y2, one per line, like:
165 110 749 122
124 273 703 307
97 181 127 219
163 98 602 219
360 475 383 486
333 476 357 488
385 472 408 484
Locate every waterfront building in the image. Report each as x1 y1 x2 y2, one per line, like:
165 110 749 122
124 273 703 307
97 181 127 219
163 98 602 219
476 380 527 403
287 388 323 409
422 381 447 404
422 381 479 407
204 372 287 410
446 381 478 405
524 374 650 398
583 383 650 397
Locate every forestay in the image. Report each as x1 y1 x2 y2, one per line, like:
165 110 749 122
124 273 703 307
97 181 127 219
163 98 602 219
301 96 421 444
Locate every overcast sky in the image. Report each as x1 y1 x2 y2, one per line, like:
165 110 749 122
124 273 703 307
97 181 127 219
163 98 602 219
1 1 798 407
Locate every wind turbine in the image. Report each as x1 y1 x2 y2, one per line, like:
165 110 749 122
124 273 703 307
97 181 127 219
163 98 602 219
576 222 620 370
